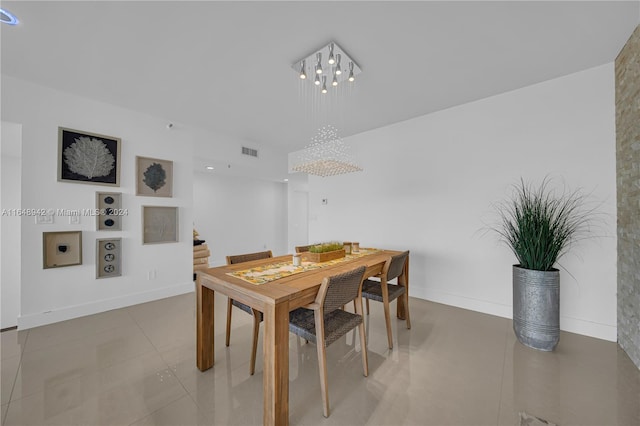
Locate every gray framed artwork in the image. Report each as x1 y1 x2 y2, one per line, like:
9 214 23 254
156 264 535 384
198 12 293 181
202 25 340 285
96 238 122 278
43 231 82 269
58 127 121 186
136 156 173 197
96 191 123 231
142 206 179 244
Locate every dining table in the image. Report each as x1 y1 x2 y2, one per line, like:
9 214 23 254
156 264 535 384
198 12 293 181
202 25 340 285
195 248 409 426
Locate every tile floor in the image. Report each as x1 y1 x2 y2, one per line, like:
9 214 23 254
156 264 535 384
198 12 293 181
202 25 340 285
1 292 639 425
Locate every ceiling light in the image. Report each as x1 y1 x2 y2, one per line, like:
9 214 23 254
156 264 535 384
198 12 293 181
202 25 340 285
348 62 355 82
289 126 363 177
205 166 214 170
299 60 306 79
327 43 335 65
321 77 327 94
292 41 361 95
0 8 19 25
283 179 289 182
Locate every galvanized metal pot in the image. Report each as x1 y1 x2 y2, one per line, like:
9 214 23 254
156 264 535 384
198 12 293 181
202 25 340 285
512 265 560 351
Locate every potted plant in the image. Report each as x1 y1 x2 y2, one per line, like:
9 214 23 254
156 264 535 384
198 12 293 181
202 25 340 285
303 241 346 263
492 178 595 351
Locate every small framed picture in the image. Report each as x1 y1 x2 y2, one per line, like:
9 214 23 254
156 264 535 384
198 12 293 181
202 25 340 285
43 231 82 269
136 156 173 197
58 127 121 186
142 206 179 244
96 238 122 278
96 192 123 231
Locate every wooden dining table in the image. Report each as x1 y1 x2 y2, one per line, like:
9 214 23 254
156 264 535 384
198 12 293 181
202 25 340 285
195 249 409 426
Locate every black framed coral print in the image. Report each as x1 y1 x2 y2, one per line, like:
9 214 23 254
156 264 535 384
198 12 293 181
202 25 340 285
58 127 121 186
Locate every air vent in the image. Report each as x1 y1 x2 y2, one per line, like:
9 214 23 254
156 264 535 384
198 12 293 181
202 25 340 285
242 147 258 157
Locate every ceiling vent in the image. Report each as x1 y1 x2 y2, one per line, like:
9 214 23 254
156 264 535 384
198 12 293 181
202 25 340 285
242 146 258 158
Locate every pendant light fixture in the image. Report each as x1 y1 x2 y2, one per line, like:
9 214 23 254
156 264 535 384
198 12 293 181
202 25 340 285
292 41 361 94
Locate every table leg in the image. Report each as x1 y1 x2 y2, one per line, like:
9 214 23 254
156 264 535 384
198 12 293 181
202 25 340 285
397 257 409 320
263 299 290 426
196 276 215 371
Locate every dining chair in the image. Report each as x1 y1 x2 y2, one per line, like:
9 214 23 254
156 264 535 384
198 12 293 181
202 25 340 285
361 250 410 349
225 250 273 375
295 244 311 253
288 265 368 418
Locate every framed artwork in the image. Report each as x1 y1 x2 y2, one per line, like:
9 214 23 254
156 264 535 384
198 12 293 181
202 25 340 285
136 156 173 197
58 127 121 186
142 206 179 244
96 191 123 231
96 238 122 278
43 231 82 269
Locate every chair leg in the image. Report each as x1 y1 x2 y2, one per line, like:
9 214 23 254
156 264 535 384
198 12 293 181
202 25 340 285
250 309 260 375
225 298 233 347
404 292 411 329
354 299 368 377
358 322 369 377
314 310 330 418
366 298 370 315
383 298 393 349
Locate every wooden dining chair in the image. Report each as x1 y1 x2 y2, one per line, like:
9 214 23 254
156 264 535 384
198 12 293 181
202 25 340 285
361 250 410 349
225 250 273 375
295 244 311 253
288 265 368 418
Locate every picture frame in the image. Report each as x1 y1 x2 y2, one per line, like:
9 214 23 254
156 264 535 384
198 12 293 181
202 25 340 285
96 238 122 278
142 206 179 244
136 156 173 197
43 231 83 269
58 127 121 186
96 191 123 231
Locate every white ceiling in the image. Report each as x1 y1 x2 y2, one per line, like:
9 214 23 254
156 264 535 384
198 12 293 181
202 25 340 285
2 1 639 157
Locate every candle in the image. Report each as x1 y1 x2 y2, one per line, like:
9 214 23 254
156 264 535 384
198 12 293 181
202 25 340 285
343 242 352 254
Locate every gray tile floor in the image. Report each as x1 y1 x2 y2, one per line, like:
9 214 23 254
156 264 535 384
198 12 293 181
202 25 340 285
1 292 639 425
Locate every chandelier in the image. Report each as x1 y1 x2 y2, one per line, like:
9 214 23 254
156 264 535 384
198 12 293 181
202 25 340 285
288 126 363 177
292 41 361 93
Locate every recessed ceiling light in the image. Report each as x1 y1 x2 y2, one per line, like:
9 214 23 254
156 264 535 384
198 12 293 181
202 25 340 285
0 8 19 25
283 179 289 182
205 166 214 170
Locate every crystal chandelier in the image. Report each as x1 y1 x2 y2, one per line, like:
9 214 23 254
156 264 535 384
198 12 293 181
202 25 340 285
288 126 363 177
292 41 361 93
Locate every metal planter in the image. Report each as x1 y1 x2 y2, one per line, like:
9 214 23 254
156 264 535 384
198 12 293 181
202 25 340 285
512 265 560 351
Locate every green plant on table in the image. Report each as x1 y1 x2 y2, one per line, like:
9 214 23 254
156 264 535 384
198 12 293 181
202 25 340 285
309 241 344 253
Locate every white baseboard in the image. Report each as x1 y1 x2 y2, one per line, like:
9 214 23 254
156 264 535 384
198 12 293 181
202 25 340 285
17 282 195 330
414 288 617 342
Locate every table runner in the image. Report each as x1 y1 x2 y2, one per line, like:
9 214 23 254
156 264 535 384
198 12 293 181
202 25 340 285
227 248 381 285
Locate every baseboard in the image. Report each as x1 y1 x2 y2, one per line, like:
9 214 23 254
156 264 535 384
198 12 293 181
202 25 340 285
415 288 617 342
417 287 512 319
17 282 195 330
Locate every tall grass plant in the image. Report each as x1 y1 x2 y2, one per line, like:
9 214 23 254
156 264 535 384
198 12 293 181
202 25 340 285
493 178 595 271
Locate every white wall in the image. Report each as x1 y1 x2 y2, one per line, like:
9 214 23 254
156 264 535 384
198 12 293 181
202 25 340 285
309 64 618 341
2 76 195 329
193 171 287 266
1 122 22 328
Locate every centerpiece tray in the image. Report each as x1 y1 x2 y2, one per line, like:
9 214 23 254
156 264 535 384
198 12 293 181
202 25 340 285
302 248 346 263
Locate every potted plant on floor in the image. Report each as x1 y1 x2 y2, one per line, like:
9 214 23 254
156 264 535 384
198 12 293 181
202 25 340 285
492 178 595 351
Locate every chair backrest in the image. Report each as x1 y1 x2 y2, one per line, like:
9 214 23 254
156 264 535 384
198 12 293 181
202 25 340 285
295 245 311 253
226 250 273 265
384 250 410 281
318 266 366 314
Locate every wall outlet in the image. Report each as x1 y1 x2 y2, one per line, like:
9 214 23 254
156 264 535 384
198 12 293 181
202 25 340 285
147 270 157 280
